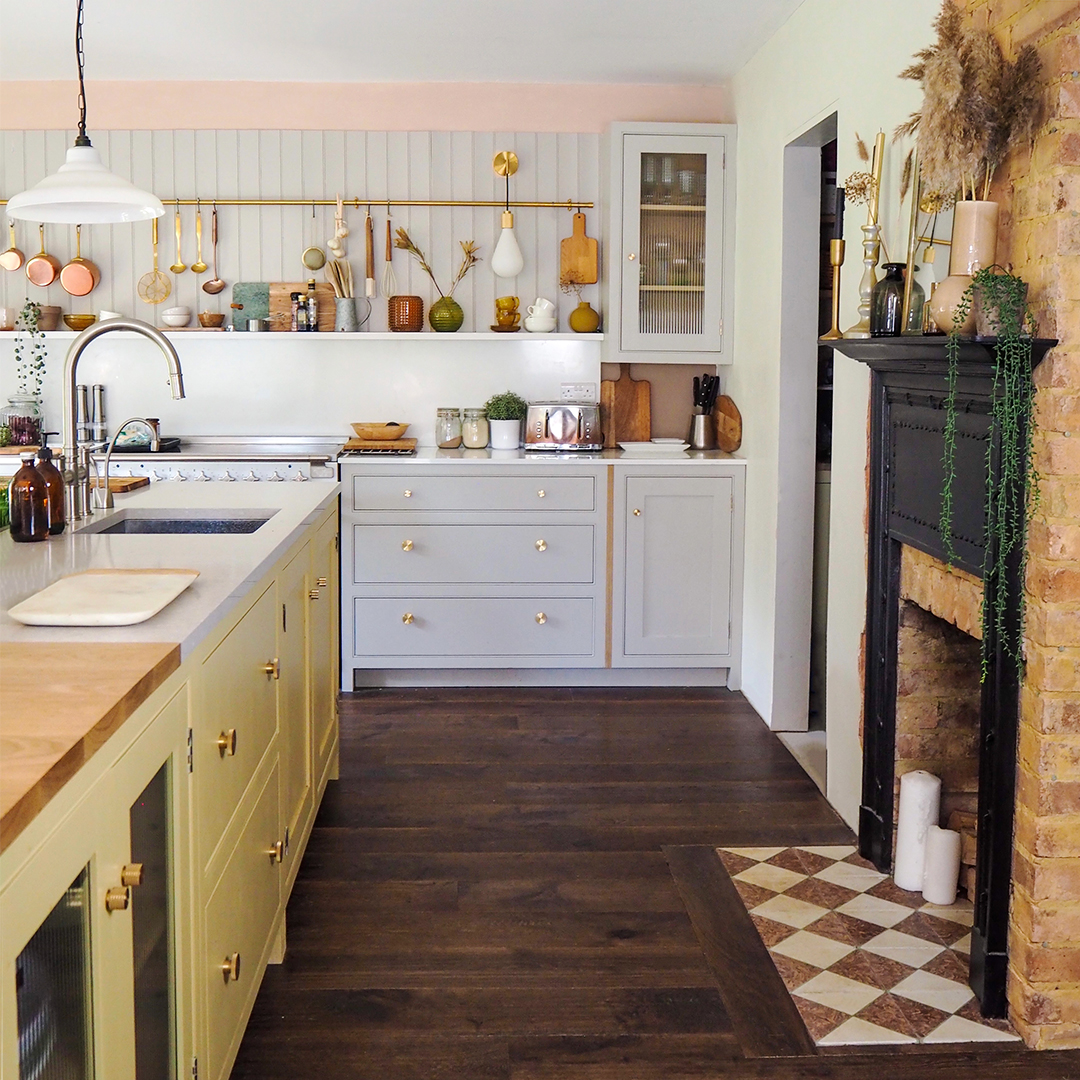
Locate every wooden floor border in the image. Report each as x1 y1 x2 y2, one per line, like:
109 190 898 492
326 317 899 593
664 844 817 1059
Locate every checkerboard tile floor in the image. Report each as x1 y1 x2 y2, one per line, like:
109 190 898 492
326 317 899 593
717 845 1023 1046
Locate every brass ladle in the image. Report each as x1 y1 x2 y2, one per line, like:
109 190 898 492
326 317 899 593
191 201 208 274
170 209 186 273
202 205 226 295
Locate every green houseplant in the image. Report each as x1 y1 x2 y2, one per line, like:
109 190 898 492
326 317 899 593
2 300 47 445
939 265 1036 678
484 390 528 449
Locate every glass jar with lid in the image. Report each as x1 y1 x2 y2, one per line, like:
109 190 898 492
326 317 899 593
436 407 462 449
461 408 489 449
1 394 43 446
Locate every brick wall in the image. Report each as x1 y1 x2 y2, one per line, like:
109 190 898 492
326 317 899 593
957 0 1080 1050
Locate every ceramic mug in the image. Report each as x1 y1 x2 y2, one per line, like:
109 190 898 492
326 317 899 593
0 306 16 331
528 297 555 316
495 295 519 313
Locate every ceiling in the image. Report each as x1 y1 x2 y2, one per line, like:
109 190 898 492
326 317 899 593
0 0 805 84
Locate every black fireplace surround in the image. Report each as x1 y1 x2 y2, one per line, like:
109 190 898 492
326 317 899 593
827 336 1055 1017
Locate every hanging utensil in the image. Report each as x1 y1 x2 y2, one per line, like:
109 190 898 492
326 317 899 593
381 207 397 298
170 208 186 273
302 202 326 271
138 218 171 304
364 209 376 298
191 201 208 273
26 224 62 287
60 224 100 296
0 221 25 272
202 204 226 294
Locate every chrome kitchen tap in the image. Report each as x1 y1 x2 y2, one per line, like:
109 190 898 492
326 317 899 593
92 416 161 510
62 319 185 520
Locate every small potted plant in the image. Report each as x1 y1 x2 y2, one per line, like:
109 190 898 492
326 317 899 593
2 300 47 445
394 227 480 332
484 391 528 449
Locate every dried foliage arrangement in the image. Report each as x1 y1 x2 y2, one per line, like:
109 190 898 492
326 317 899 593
896 0 1044 200
559 268 587 300
393 227 480 299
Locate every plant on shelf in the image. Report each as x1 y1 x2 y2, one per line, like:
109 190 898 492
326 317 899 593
484 390 528 450
393 227 480 332
939 265 1036 679
2 300 46 445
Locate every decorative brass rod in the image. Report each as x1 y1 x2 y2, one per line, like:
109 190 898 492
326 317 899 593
915 234 951 245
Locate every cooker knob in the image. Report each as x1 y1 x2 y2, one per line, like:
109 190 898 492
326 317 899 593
292 472 309 481
243 471 260 482
267 471 285 482
171 470 188 482
193 470 212 481
220 470 237 482
152 470 167 482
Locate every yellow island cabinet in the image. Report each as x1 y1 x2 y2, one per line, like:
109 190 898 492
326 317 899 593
0 482 340 1080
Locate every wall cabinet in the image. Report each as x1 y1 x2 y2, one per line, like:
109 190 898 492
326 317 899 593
603 122 736 363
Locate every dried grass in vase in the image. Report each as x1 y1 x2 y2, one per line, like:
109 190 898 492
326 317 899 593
393 227 480 299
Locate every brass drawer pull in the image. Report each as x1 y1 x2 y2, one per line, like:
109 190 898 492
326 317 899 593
267 839 285 864
535 612 547 625
105 886 130 912
402 612 414 624
221 952 241 983
217 729 237 757
309 589 320 600
401 539 413 551
403 489 412 498
633 508 641 516
316 576 328 587
535 539 547 552
121 863 144 887
262 658 280 680
537 489 546 498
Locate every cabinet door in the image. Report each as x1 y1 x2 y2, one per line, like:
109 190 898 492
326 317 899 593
623 476 733 657
621 133 729 354
310 510 339 782
278 544 313 859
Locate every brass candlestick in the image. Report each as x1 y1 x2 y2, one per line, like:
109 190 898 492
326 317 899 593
843 223 881 339
821 238 846 341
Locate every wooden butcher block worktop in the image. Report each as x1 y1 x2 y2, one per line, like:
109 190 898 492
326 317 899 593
0 641 180 851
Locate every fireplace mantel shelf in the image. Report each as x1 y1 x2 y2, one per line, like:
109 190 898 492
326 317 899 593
822 336 1057 372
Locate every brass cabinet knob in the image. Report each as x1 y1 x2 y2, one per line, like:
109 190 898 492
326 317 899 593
217 728 237 757
221 952 241 983
121 863 144 887
105 886 130 912
262 658 280 680
403 489 412 498
316 577 328 587
309 589 320 600
535 539 547 552
633 509 641 516
266 840 285 864
535 612 547 625
628 253 636 261
402 612 414 624
537 489 546 498
401 539 414 551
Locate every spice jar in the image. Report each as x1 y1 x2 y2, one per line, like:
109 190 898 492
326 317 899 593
461 408 489 449
436 407 462 449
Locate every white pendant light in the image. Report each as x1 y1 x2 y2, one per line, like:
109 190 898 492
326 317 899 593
491 151 524 279
6 0 163 224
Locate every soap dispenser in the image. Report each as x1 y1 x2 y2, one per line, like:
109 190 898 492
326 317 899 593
8 451 49 542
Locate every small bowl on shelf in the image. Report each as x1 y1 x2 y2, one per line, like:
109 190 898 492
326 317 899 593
198 311 225 328
351 423 410 441
63 313 97 332
161 307 191 328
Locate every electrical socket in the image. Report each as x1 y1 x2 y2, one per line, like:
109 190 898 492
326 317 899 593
560 382 597 403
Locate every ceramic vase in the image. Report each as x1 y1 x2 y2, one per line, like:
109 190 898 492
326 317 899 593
429 296 464 333
334 297 359 332
388 295 424 332
950 201 999 275
568 300 600 333
489 419 522 450
929 275 976 335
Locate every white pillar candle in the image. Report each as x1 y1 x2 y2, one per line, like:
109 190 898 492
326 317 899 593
894 770 942 891
922 825 963 906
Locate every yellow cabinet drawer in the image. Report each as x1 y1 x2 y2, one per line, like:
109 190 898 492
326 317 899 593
353 524 595 584
352 473 595 512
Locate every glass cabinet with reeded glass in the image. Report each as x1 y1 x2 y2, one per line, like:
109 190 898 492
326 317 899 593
603 122 736 362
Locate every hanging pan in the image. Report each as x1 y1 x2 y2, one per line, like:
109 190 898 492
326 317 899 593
26 224 62 287
0 221 25 272
60 225 101 296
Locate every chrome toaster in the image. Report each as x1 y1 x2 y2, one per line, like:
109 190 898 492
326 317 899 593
524 403 603 451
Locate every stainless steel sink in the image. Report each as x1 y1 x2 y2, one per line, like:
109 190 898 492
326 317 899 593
79 510 276 536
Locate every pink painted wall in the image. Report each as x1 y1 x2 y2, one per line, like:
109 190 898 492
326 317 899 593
0 81 731 132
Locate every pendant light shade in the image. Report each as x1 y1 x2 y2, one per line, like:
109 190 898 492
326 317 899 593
7 145 164 224
6 0 164 225
491 210 524 279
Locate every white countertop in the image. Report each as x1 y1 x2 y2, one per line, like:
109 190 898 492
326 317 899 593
339 447 746 465
1 481 339 656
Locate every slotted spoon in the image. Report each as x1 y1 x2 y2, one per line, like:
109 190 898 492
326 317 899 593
138 218 171 304
169 209 186 273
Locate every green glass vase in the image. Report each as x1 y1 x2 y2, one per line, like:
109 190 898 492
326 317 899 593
429 296 464 333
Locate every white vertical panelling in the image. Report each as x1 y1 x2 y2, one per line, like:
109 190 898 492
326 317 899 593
1 129 601 326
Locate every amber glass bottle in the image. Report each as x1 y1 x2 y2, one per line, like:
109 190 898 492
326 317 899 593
34 444 66 535
9 452 49 542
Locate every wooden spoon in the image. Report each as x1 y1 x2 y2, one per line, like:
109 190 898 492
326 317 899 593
202 205 225 294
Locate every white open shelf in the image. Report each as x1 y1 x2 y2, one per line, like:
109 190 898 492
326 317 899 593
0 330 603 341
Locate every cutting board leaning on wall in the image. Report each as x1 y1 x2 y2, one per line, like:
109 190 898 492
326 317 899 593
600 366 651 447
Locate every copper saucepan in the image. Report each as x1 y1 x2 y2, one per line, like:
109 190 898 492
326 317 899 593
26 224 62 287
60 225 101 296
0 221 25 272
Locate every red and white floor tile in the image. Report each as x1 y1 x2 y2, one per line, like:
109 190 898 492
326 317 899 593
717 845 1022 1046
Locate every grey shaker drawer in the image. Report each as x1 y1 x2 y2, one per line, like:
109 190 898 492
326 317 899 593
352 474 595 512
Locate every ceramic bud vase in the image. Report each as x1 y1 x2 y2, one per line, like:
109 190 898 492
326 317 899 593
568 300 600 333
429 295 464 332
334 297 359 332
931 201 999 334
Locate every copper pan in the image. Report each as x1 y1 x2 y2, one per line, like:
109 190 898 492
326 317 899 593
60 225 100 296
26 224 61 287
0 221 24 272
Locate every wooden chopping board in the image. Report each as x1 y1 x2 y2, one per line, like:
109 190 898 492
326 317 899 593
90 476 151 493
269 282 336 332
600 367 651 448
560 212 598 285
0 445 39 455
713 395 742 453
343 437 418 451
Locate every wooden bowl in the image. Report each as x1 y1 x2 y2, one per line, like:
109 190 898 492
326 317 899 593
351 423 409 441
198 312 225 328
63 313 97 331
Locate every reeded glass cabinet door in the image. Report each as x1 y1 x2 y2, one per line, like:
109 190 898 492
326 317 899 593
621 133 728 353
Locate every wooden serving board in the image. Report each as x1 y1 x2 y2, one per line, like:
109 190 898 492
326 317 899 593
343 437 418 451
560 212 598 285
90 476 151 493
0 445 39 455
713 395 742 453
269 282 336 332
600 367 651 448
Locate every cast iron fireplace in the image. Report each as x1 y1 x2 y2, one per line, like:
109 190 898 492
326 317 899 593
828 336 1055 1017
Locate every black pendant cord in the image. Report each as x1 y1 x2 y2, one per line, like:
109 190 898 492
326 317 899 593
75 0 91 147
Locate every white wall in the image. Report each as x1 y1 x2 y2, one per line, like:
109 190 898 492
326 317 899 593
729 0 939 825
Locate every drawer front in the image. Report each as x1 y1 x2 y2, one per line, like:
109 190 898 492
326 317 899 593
352 474 595 512
196 582 278 872
203 761 281 1080
353 597 595 657
354 524 594 584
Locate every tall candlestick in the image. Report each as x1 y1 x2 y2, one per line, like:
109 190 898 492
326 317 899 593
834 187 846 242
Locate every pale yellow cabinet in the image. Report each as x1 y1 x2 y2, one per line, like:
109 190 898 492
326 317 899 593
310 509 340 786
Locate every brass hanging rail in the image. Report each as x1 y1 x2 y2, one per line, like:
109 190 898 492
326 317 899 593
0 197 593 209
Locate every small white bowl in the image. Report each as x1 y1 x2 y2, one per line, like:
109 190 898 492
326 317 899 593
524 318 557 333
160 312 191 328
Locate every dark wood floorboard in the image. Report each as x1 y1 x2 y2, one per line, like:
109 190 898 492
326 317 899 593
230 687 1080 1079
